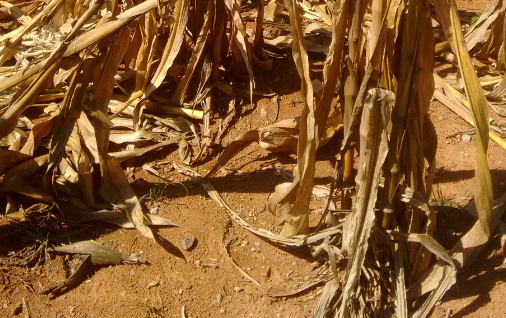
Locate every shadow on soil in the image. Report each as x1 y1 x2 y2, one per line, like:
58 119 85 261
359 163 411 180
435 169 506 197
439 238 506 318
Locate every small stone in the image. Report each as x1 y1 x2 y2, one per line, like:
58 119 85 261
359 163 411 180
291 260 298 266
220 308 225 314
195 260 201 266
462 134 471 143
182 235 196 251
234 286 243 293
150 207 159 214
216 294 222 304
260 108 268 118
240 241 249 247
438 116 444 120
139 250 144 254
147 281 159 289
311 79 323 94
251 248 256 252
10 303 21 315
179 289 183 294
119 291 127 297
130 270 135 276
85 280 91 284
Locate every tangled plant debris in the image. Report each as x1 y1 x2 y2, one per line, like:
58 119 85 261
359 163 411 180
1 0 506 316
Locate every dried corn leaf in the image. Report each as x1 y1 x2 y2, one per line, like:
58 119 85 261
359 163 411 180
0 0 64 66
340 89 394 317
109 131 158 145
145 0 189 97
168 0 211 106
0 1 29 23
264 0 283 22
51 240 146 264
43 57 91 214
395 185 432 215
314 279 340 318
19 116 57 156
91 25 132 173
268 0 316 237
0 61 60 139
264 35 330 54
0 1 103 139
41 255 92 296
434 0 493 238
0 149 31 175
1 154 52 203
433 74 506 151
85 211 178 229
314 0 347 138
464 0 506 51
65 0 164 57
393 243 408 318
411 265 457 318
109 136 180 162
145 114 193 133
200 177 305 247
224 0 255 103
144 101 203 120
99 156 154 239
267 271 333 297
407 193 506 299
487 75 506 101
205 115 342 178
387 231 453 266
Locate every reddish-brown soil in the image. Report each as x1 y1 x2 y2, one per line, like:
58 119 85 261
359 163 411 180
1 1 506 318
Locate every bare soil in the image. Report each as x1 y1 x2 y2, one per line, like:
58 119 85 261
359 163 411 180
1 1 506 318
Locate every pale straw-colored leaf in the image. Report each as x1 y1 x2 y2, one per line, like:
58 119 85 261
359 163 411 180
267 0 316 237
434 0 493 238
339 88 394 317
144 0 189 97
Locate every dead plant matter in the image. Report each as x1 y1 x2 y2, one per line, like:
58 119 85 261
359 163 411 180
1 0 506 317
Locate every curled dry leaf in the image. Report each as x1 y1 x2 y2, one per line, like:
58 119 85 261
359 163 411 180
205 115 341 178
99 156 154 239
41 255 93 296
51 240 146 265
407 193 506 300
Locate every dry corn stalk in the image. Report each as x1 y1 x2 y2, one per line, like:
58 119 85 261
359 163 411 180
0 0 504 316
